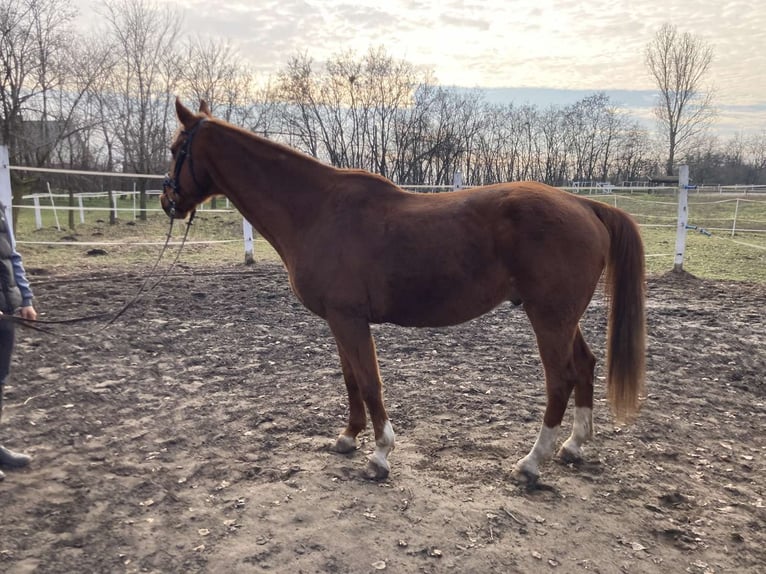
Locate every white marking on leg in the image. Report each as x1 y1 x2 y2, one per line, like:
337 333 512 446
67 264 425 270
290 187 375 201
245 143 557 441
560 407 593 461
514 424 560 481
367 420 395 477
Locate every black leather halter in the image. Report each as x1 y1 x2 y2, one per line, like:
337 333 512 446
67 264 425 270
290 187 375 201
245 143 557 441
163 118 207 217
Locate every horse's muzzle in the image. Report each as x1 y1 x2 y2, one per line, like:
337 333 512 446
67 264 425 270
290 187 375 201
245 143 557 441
160 177 184 218
159 191 176 218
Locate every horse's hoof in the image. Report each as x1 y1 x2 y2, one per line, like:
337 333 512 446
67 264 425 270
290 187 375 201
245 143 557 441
511 466 539 485
557 445 583 464
363 457 390 481
332 435 357 454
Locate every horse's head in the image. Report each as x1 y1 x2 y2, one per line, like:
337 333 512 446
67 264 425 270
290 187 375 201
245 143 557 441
161 98 213 219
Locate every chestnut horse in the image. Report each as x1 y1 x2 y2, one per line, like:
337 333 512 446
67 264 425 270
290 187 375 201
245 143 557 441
161 99 646 483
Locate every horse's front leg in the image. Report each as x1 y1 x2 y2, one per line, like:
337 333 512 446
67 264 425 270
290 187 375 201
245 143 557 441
328 315 395 480
332 348 367 454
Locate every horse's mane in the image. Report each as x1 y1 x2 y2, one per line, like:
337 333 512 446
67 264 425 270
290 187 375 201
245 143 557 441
207 116 403 194
207 117 327 170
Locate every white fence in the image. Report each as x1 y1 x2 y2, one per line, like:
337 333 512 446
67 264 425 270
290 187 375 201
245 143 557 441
19 189 234 230
21 187 764 238
6 163 766 272
7 165 468 262
567 183 766 195
10 165 464 228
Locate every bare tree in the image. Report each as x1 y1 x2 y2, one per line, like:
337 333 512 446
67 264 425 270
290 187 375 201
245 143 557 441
60 36 117 170
0 0 77 164
471 103 527 185
743 133 766 184
563 93 625 183
13 10 753 194
180 37 262 125
360 47 417 178
514 104 539 181
276 48 425 177
612 123 657 183
390 78 439 184
101 0 183 219
0 0 115 228
468 104 503 184
747 131 766 175
645 23 715 175
275 54 322 158
537 105 568 185
179 37 276 207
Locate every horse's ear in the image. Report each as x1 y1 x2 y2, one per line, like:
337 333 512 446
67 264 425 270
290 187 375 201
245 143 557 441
199 100 212 117
175 97 196 128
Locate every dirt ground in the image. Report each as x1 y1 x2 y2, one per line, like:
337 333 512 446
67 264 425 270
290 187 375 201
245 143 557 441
0 261 763 574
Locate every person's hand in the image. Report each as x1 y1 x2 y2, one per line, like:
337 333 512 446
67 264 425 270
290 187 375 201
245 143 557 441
19 306 37 321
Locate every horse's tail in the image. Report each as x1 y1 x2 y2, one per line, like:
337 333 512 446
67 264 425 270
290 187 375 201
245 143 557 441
589 200 647 423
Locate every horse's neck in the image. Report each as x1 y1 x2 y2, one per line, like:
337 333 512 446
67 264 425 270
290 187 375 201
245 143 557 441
209 125 333 260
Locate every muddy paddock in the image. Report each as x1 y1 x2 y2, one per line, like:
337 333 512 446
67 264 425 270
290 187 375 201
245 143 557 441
1 262 764 573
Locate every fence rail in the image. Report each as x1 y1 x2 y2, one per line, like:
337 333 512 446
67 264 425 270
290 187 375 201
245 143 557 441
6 165 766 264
16 187 766 238
4 160 765 281
563 184 766 195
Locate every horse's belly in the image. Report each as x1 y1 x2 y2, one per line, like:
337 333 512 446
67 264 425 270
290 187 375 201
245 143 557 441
376 272 514 328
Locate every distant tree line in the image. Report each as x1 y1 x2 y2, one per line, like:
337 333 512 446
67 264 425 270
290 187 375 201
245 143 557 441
2 0 765 206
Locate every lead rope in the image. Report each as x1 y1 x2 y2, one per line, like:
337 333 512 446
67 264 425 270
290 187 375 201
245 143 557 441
145 209 196 292
2 214 194 335
100 212 196 329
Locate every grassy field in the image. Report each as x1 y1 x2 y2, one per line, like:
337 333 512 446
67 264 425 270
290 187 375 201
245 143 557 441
594 192 766 282
10 191 766 283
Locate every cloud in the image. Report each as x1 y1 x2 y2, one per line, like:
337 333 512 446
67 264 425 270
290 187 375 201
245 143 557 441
70 0 766 133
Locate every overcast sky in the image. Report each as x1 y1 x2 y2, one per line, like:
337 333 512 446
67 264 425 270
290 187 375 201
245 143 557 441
75 0 766 136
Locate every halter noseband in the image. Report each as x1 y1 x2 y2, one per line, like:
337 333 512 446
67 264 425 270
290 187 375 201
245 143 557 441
163 118 207 217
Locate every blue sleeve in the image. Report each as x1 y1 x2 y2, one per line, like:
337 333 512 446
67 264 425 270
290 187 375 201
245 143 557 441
6 221 34 306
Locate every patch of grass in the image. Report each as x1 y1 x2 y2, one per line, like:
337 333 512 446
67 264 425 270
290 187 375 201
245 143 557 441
596 193 766 282
639 227 766 282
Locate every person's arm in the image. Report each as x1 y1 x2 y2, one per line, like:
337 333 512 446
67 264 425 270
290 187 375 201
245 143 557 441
5 217 36 320
10 249 33 307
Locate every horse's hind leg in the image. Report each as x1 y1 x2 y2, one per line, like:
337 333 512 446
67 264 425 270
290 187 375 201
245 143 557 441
558 328 595 463
332 349 367 453
512 318 580 483
328 315 395 480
